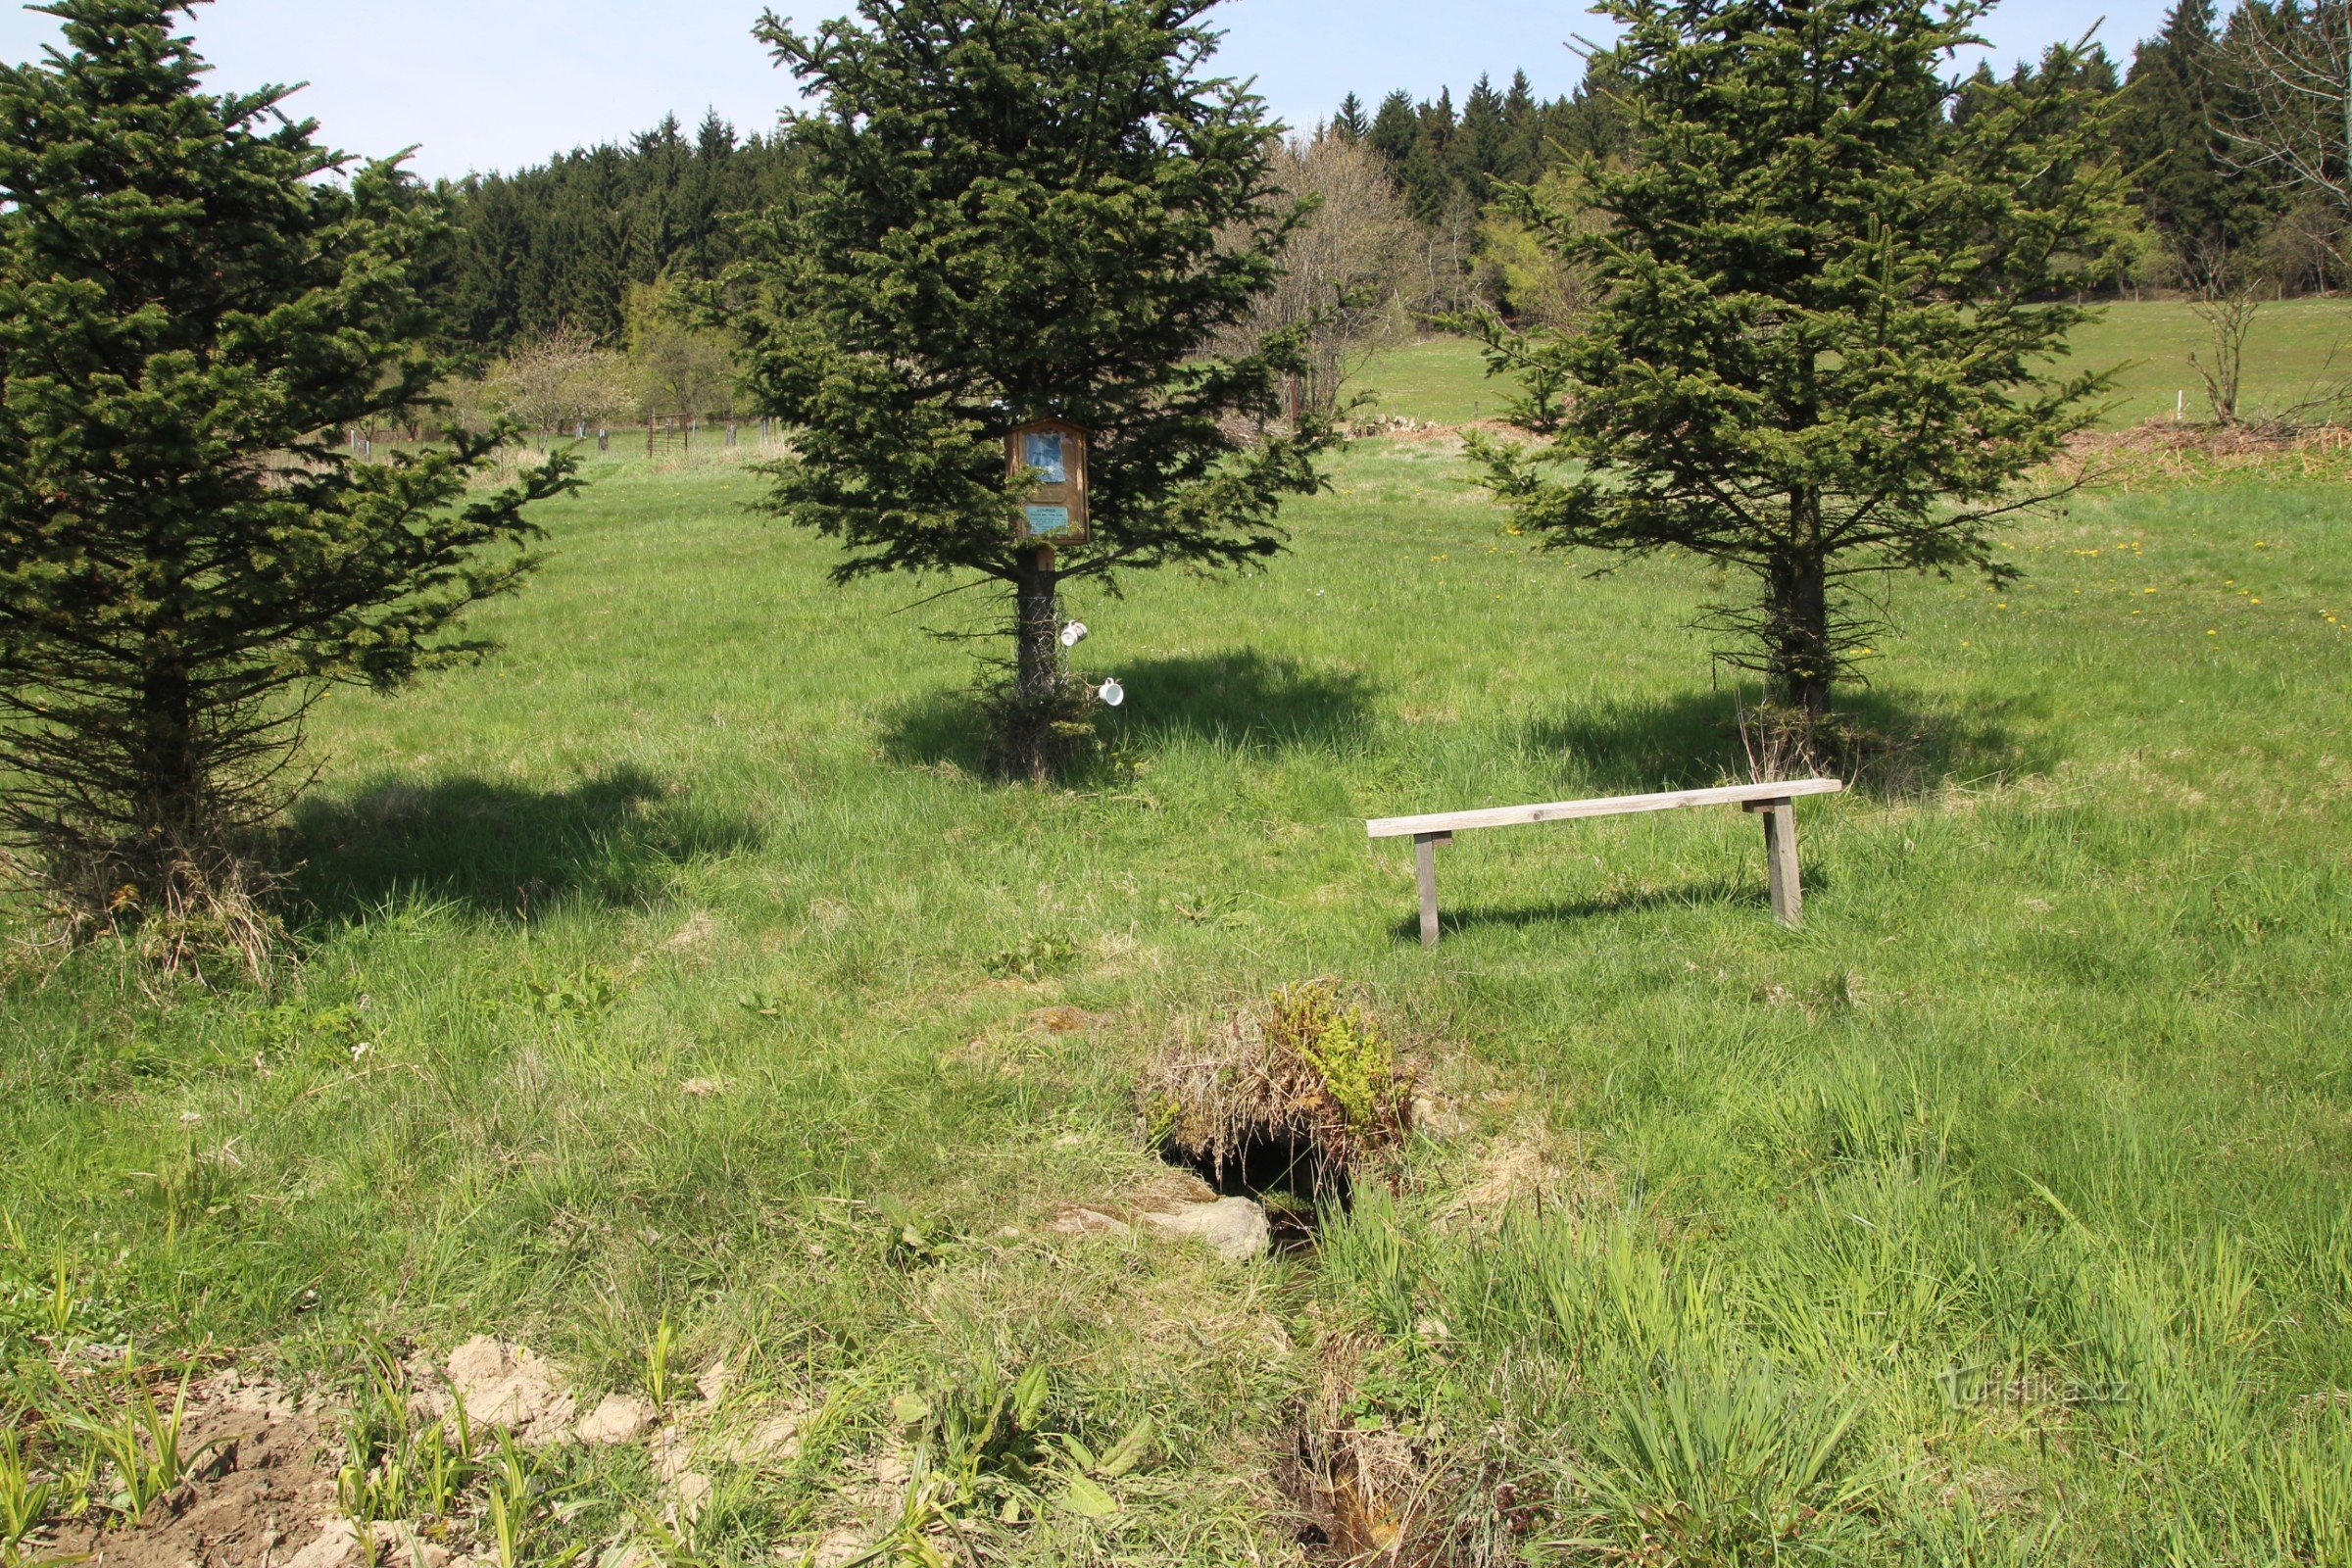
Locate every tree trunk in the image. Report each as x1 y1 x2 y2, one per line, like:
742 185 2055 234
1008 547 1063 781
134 657 206 903
1765 555 1835 720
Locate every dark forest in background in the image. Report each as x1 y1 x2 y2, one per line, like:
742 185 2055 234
1336 68 1634 221
438 112 800 352
433 1 2339 354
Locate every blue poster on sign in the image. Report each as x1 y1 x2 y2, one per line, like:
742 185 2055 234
1023 431 1066 484
1024 505 1072 535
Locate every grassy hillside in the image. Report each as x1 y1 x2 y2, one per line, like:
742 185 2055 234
3 409 2350 1564
1360 296 2352 429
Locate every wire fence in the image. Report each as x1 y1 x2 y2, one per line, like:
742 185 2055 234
336 415 786 462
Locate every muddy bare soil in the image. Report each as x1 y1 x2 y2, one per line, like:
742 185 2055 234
46 1373 348 1568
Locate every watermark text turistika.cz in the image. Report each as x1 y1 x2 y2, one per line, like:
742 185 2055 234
1936 1364 2133 1410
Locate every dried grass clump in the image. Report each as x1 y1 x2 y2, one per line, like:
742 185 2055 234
1734 692 2014 800
1140 980 1417 1189
11 834 286 984
2053 417 2352 491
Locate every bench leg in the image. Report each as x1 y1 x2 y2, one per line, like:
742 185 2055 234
1759 801 1802 927
1414 832 1446 948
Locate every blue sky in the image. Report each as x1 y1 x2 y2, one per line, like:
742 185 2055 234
0 1 2180 181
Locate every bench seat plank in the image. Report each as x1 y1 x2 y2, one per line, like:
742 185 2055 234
1366 777 1843 840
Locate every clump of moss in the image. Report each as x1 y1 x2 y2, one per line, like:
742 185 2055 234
1140 980 1417 1191
1268 980 1400 1137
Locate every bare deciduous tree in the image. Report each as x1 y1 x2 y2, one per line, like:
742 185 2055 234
1223 134 1415 418
1414 193 1485 321
2183 239 2264 424
2190 283 2263 423
2259 192 2347 292
488 328 633 434
428 372 499 438
2227 5 2352 241
626 277 740 422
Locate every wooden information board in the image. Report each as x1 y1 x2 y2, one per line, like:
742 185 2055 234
1007 419 1090 544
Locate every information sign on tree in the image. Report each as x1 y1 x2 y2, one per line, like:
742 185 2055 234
1007 420 1091 544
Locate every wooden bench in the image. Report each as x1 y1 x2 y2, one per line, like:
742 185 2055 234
1367 778 1845 948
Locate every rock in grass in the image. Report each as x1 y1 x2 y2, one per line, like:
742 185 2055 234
719 1410 807 1465
369 1523 452 1568
284 1517 360 1568
1145 1197 1271 1261
576 1393 658 1446
1048 1205 1133 1238
445 1337 576 1443
806 1531 872 1568
1411 1095 1466 1141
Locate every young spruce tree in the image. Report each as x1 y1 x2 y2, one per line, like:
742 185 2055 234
1473 0 2126 720
725 0 1327 780
0 0 575 958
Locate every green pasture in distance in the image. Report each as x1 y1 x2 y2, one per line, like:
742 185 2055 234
2069 295 2352 423
3 434 2348 1563
1352 335 1506 425
1358 295 2352 429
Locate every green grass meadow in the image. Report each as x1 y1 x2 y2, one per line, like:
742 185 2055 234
1363 295 2352 429
5 305 2352 1564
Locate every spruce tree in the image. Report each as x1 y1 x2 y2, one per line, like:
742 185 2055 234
1403 89 1459 220
1553 47 1637 163
1334 91 1370 142
1501 71 1546 184
1472 0 2126 721
0 0 575 956
1366 89 1422 169
2117 0 2251 273
724 0 1328 780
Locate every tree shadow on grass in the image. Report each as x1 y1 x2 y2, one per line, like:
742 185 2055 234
287 765 763 925
878 650 1379 773
1529 686 2056 799
1112 651 1379 751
